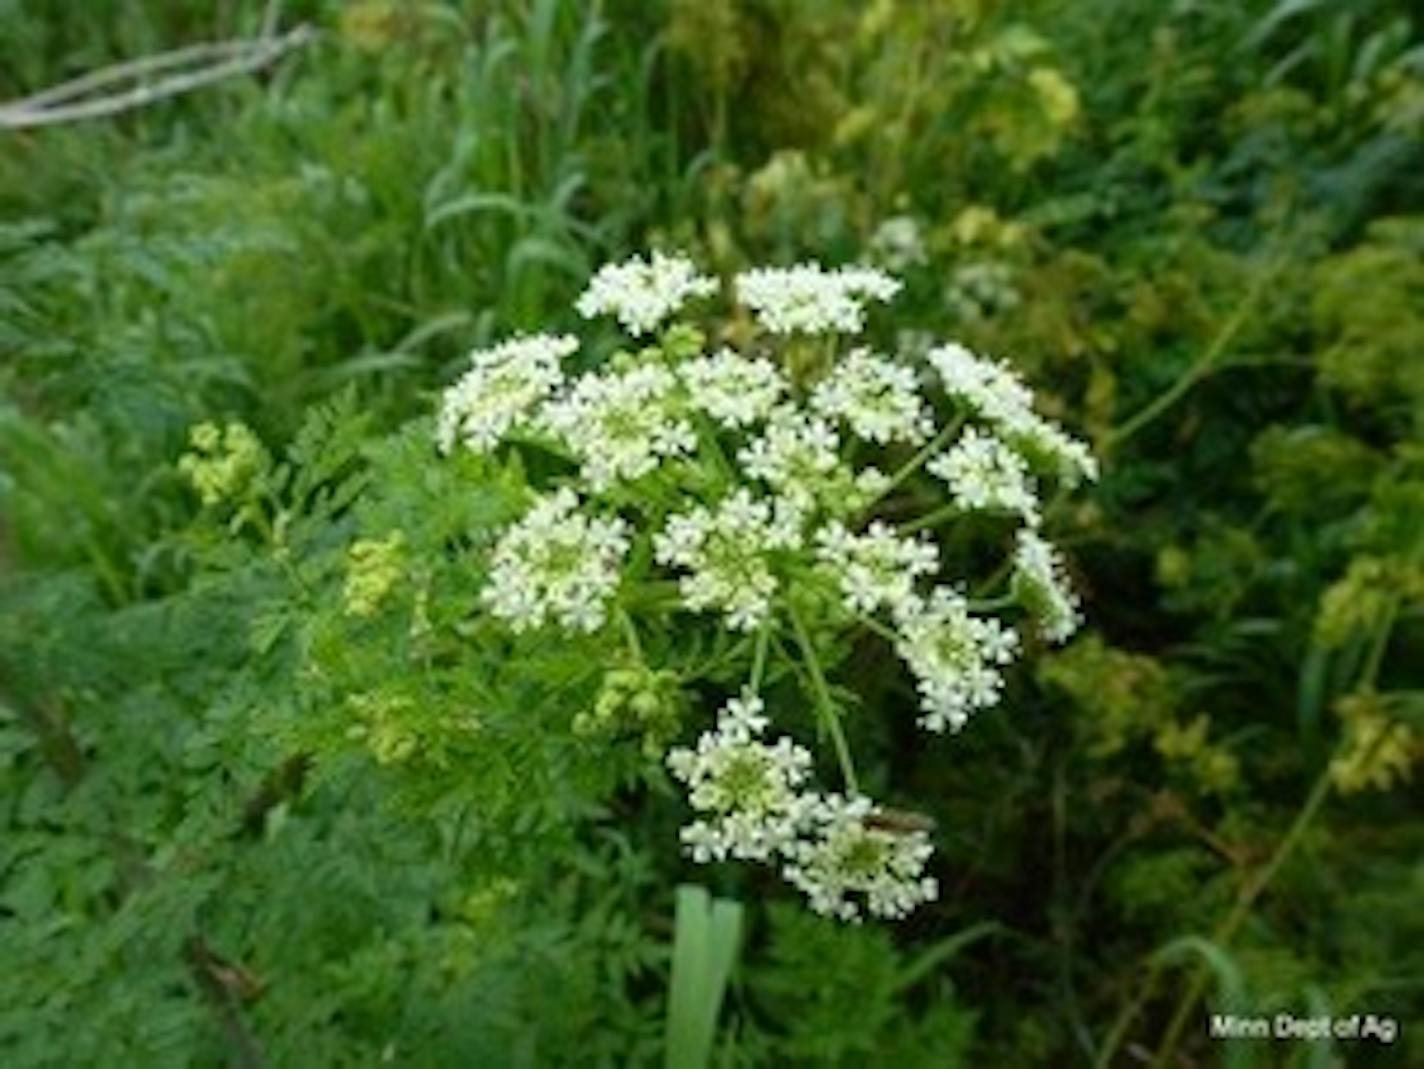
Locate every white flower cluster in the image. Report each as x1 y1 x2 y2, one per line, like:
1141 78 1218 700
811 348 933 445
738 408 843 509
784 794 938 921
927 342 1098 485
480 489 630 633
928 426 1040 525
670 691 938 921
893 589 1020 733
735 263 901 334
654 489 804 632
680 348 787 429
667 690 814 862
1013 529 1083 643
815 521 938 616
436 334 577 455
539 363 696 491
575 251 716 335
433 252 1099 922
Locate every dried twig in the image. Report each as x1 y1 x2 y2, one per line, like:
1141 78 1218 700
0 21 315 130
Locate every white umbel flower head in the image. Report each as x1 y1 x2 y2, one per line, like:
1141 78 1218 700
927 427 1041 525
737 407 842 510
735 263 901 335
436 334 577 454
539 363 696 491
783 793 938 921
575 251 718 336
926 342 1037 426
679 348 788 429
893 588 1020 733
925 342 1097 486
814 520 938 616
667 689 815 862
1012 529 1082 643
1013 417 1100 487
653 488 804 631
481 488 630 633
811 348 934 445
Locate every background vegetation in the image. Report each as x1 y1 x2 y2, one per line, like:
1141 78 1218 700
1 0 1420 1065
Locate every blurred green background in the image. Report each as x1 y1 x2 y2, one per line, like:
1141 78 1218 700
1 1 1420 1066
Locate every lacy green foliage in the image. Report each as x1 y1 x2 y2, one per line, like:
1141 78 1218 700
4 0 1424 1066
735 904 977 1067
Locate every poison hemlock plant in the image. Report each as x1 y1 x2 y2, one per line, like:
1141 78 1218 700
433 251 1098 922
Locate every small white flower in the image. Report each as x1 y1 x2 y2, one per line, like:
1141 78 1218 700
680 348 788 429
653 488 804 631
925 342 1036 427
927 427 1041 525
668 689 814 862
851 466 893 506
738 407 842 510
1013 529 1082 643
811 348 934 445
782 793 938 921
925 342 1097 486
436 334 577 454
539 364 696 491
814 520 938 616
1013 417 1100 487
481 488 630 633
893 588 1019 733
735 263 901 335
575 251 717 336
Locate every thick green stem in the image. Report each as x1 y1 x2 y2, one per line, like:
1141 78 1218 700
788 605 859 794
618 607 643 660
856 613 899 646
750 619 771 690
863 414 965 514
900 502 959 534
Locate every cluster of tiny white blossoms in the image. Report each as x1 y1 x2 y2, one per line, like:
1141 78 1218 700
811 348 934 445
928 425 1040 525
653 489 803 632
927 342 1098 485
436 334 577 455
480 488 630 633
668 693 937 921
539 363 696 491
893 588 1021 733
735 263 902 334
666 690 814 862
1012 529 1082 644
680 348 786 428
435 250 1098 921
574 251 717 335
784 794 938 921
814 521 938 616
737 407 843 509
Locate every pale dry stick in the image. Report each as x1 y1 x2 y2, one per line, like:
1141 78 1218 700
0 23 316 130
6 40 261 111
